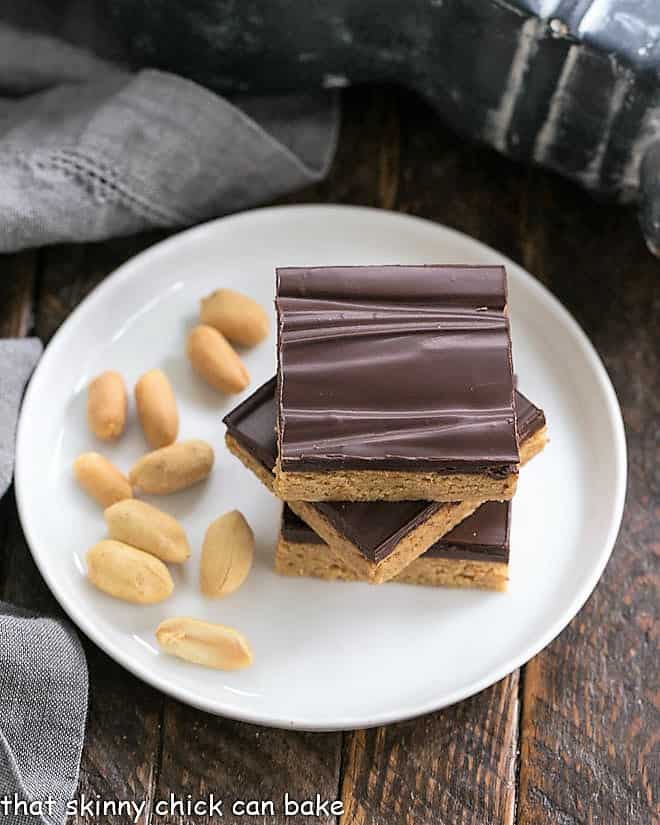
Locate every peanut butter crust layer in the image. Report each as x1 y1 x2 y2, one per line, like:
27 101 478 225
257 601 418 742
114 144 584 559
273 465 517 502
276 538 509 592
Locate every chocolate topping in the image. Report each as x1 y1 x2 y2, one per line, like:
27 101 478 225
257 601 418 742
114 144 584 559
223 377 277 470
281 506 325 545
422 501 510 562
515 390 546 438
224 377 545 564
281 500 511 564
276 265 519 474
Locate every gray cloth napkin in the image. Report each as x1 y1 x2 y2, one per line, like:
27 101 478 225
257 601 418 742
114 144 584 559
0 603 88 825
1 339 88 825
0 23 339 252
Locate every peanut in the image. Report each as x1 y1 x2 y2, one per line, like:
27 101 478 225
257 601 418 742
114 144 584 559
156 617 253 670
104 499 190 564
129 439 214 494
74 452 132 507
135 368 179 448
87 371 127 441
200 288 268 347
200 510 254 598
86 540 174 604
186 324 249 394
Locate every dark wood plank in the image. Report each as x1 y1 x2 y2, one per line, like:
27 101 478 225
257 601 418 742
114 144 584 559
396 92 529 264
1 490 59 611
0 251 36 337
67 646 163 825
0 249 37 590
516 174 659 825
155 704 342 824
282 86 400 209
35 236 166 825
0 250 37 599
340 673 520 825
336 91 526 825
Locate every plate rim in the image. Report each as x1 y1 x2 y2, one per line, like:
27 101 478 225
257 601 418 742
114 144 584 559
14 204 627 731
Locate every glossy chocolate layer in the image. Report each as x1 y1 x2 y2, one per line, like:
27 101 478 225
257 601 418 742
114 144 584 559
423 501 509 562
281 506 325 545
516 389 546 438
224 377 544 563
282 500 511 564
224 377 277 470
276 265 518 474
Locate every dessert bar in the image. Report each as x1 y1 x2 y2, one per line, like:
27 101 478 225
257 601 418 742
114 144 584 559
277 501 514 591
223 378 547 583
274 265 519 501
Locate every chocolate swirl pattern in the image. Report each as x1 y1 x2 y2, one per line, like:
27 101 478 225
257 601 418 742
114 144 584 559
276 265 519 474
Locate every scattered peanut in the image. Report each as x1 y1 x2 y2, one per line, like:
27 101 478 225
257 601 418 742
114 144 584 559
129 439 214 494
86 540 174 604
186 324 249 394
156 617 253 670
87 371 127 441
200 510 254 598
104 499 190 564
200 288 268 347
134 368 179 448
74 452 132 507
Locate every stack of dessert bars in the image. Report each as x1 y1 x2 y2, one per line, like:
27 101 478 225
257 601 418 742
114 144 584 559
224 265 548 591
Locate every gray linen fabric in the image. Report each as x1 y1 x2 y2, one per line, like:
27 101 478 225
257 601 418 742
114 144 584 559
0 23 339 252
0 339 42 498
0 339 87 825
0 603 88 825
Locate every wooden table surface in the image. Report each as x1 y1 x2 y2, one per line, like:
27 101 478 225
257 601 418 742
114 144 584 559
0 88 657 825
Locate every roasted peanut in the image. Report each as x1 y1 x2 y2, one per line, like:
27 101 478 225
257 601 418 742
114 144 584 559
129 439 214 494
135 368 179 448
74 452 132 507
200 510 254 598
87 371 127 441
200 288 268 347
156 617 253 670
104 499 190 563
186 324 249 394
86 540 174 604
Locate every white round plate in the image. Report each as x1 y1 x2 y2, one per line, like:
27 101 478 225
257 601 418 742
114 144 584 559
15 206 626 730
